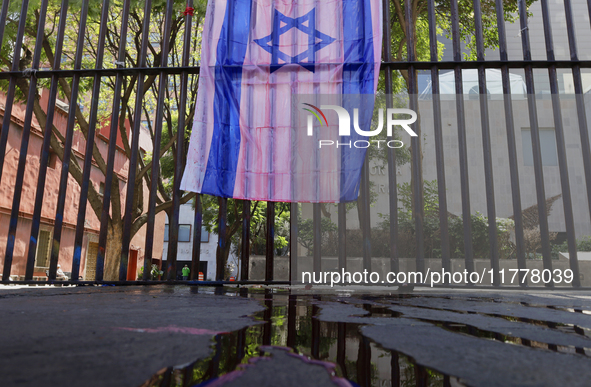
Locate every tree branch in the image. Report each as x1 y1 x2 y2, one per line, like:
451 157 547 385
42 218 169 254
130 192 195 236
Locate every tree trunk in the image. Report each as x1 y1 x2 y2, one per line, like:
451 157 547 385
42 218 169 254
216 239 232 280
104 221 123 281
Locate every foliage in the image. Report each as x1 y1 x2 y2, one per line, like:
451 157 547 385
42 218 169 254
200 197 290 255
384 0 536 225
137 264 163 280
0 0 539 278
446 212 515 260
522 227 557 260
374 180 516 259
0 0 208 279
385 0 535 77
297 216 338 256
197 196 290 278
551 236 591 260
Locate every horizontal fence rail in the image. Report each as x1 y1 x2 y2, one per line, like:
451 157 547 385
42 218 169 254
0 0 590 288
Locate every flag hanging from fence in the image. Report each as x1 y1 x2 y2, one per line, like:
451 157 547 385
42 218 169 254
180 0 383 202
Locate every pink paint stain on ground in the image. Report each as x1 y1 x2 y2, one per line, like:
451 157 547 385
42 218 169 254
114 325 225 336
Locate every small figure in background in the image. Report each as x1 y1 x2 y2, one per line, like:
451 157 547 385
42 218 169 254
182 264 190 281
56 264 68 281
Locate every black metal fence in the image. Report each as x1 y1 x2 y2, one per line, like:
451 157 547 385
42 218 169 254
0 0 590 288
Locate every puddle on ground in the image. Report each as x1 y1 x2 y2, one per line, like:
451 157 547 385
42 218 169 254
140 289 591 386
140 289 460 387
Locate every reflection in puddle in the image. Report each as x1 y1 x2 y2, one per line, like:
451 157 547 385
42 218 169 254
141 291 455 387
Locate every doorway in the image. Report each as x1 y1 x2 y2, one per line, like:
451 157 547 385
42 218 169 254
85 242 98 281
128 250 138 281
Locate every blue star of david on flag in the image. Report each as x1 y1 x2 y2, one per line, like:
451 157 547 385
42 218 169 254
254 8 336 73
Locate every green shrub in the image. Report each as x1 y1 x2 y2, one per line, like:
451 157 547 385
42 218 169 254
551 236 591 260
379 180 516 259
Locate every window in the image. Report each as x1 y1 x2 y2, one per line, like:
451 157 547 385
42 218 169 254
164 224 192 242
48 148 58 169
99 182 105 196
201 226 209 243
35 230 51 268
521 128 558 166
179 225 191 242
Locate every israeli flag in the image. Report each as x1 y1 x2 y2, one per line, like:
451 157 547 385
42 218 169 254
181 0 383 202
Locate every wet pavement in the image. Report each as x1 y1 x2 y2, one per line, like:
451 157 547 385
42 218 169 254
2 286 591 386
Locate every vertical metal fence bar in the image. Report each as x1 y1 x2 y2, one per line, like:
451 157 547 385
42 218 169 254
357 336 371 387
361 155 372 273
1 0 589 288
0 0 10 52
144 0 175 280
567 1 591 247
216 197 227 281
96 0 132 281
287 294 296 347
241 200 250 281
25 0 70 281
0 0 29 281
120 0 153 281
539 0 580 287
235 327 246 365
383 0 399 274
473 0 500 286
391 351 400 387
72 0 110 282
165 0 193 283
290 202 298 283
313 203 321 273
263 290 273 346
288 0 298 283
337 323 347 379
311 303 320 358
244 0 257 283
415 365 428 387
426 0 451 277
338 202 347 272
4 0 49 280
191 194 202 280
265 202 275 281
48 0 89 281
518 0 553 284
494 0 527 286
450 0 474 278
405 0 425 275
266 0 277 283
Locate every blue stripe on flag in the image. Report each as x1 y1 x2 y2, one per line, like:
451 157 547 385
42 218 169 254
202 0 253 197
341 0 376 201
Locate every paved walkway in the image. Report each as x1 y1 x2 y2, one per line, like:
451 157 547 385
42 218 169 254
0 286 263 387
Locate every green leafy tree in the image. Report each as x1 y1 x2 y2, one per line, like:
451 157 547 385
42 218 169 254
380 180 515 259
199 197 289 279
0 0 207 279
386 0 535 222
552 236 591 260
